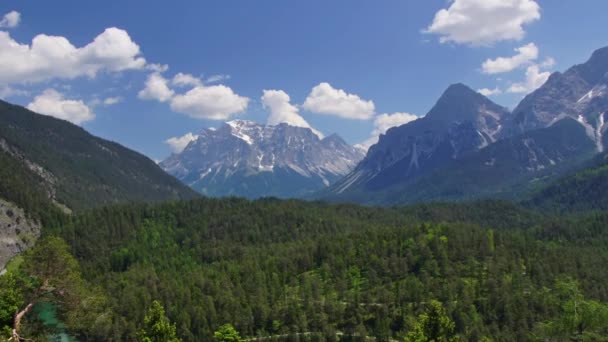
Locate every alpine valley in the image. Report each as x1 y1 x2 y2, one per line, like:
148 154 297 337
3 5 608 340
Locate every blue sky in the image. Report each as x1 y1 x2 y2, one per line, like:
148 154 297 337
1 0 607 161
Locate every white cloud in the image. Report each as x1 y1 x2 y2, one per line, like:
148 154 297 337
478 87 502 97
138 72 174 102
103 96 122 106
303 82 375 120
261 89 323 138
425 0 541 46
138 70 248 121
146 63 168 73
0 11 20 28
172 73 202 87
541 57 556 68
482 43 538 74
508 65 550 94
27 89 95 125
0 27 146 84
206 74 231 84
165 132 199 153
357 112 419 151
170 85 249 120
0 86 28 99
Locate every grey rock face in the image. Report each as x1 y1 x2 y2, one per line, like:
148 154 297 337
0 198 40 271
507 46 608 151
161 120 364 198
332 84 510 193
325 46 608 207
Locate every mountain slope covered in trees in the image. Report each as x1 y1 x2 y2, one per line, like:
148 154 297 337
524 151 608 212
0 100 198 213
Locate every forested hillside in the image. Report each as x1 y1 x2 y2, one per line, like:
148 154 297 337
525 152 608 212
0 100 198 213
3 198 607 341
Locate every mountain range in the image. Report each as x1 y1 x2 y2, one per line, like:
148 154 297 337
161 120 364 198
2 47 608 207
323 46 608 205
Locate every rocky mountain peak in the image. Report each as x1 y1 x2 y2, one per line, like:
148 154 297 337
331 83 509 194
426 83 508 124
508 46 608 143
161 121 364 198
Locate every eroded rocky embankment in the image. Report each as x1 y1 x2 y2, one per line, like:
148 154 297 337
0 198 40 272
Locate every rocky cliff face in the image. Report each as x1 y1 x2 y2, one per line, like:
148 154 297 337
332 84 509 193
161 120 364 198
0 198 40 271
507 46 608 152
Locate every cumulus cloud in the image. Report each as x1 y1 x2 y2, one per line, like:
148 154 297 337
508 65 551 94
170 85 249 120
0 27 146 84
261 89 323 138
482 43 538 74
172 73 202 87
425 0 541 46
137 69 249 121
0 11 20 28
357 112 419 151
477 87 502 97
165 132 199 153
138 72 174 102
27 89 95 125
303 82 375 120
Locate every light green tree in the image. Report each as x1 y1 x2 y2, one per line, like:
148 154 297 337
140 300 181 342
213 324 243 342
405 300 458 342
6 237 106 341
533 278 608 340
0 272 24 338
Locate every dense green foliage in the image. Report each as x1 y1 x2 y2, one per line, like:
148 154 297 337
405 300 457 342
214 324 243 342
0 100 197 213
21 198 605 341
0 271 23 337
140 300 181 342
0 237 112 340
0 149 65 224
525 152 608 212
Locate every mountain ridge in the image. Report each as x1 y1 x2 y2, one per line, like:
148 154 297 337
161 120 364 198
330 83 509 195
0 99 199 213
324 46 608 205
